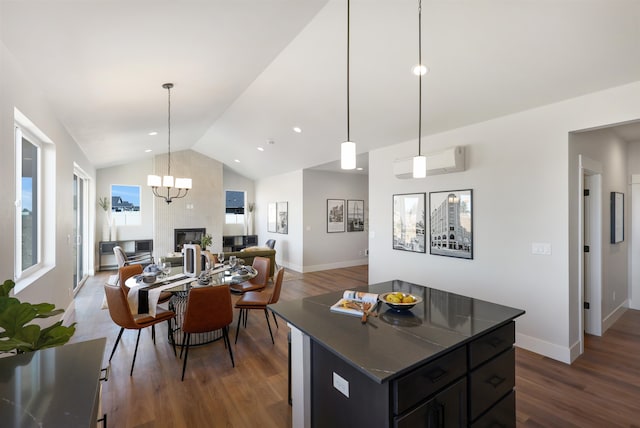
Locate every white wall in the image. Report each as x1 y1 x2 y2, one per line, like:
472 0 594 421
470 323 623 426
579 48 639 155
628 141 640 309
255 170 303 271
222 165 255 237
0 41 96 312
369 81 640 363
302 170 368 271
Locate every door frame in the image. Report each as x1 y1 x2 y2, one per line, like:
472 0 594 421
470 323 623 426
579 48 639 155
578 155 603 354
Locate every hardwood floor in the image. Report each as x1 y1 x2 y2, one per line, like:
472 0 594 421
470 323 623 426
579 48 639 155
67 267 640 427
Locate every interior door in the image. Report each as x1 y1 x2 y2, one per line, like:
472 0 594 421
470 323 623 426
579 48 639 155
583 175 591 332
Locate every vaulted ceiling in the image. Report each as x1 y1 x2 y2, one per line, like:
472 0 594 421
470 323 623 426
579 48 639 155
2 0 640 180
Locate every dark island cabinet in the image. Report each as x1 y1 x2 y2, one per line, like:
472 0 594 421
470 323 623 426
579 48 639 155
311 321 516 428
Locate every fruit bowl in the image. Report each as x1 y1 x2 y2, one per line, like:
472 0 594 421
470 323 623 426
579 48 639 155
379 292 422 311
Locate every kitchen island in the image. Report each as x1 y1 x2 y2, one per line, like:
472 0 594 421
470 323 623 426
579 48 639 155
270 280 525 428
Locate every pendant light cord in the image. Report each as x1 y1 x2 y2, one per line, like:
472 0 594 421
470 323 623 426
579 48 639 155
167 84 172 177
418 0 422 156
347 0 351 142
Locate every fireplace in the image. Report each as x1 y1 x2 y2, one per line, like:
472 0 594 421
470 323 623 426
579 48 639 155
174 228 206 252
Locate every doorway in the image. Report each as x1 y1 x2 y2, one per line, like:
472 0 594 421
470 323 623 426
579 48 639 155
73 166 90 292
579 155 603 354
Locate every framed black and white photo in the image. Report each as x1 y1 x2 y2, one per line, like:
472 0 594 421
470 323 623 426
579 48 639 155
277 201 288 234
611 192 624 244
429 189 473 259
267 202 277 233
327 199 345 233
347 200 365 232
393 193 426 253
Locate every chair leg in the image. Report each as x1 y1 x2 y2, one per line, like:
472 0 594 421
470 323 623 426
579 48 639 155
130 329 142 376
152 324 156 344
109 328 125 362
272 310 279 329
235 309 243 344
264 308 274 344
243 309 248 327
168 319 176 356
222 326 235 368
181 333 191 381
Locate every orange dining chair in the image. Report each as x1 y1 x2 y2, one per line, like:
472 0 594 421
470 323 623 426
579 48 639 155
103 283 176 376
229 256 271 294
118 265 172 305
180 285 235 381
234 267 285 344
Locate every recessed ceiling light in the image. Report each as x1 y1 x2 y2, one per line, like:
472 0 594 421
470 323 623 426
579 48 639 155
292 126 302 133
412 64 429 76
268 140 275 145
145 149 152 153
356 167 363 171
234 159 240 163
257 147 264 151
148 131 158 136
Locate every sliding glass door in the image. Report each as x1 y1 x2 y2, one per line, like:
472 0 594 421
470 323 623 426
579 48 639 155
73 168 89 291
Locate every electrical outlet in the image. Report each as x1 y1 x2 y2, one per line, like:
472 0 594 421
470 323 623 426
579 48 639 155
364 249 369 256
333 372 349 398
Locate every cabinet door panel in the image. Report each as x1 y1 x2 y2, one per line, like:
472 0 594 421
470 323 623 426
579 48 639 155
471 390 515 428
394 346 466 415
469 322 515 369
469 348 515 421
394 378 467 428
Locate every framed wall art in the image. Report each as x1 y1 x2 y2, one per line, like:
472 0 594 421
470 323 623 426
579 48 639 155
611 192 624 244
392 193 425 253
267 202 277 233
429 189 473 259
347 199 365 232
327 199 345 233
277 202 288 234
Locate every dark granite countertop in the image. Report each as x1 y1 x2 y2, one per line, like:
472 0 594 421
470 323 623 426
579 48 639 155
0 338 106 428
270 280 524 384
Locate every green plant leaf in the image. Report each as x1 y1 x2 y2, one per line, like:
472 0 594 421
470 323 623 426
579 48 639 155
35 322 76 350
0 303 37 336
1 279 15 298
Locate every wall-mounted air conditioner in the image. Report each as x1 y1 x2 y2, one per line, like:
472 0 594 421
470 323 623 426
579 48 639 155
393 146 465 179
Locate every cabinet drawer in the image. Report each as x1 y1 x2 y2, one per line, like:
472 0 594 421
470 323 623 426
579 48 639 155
393 346 467 415
469 322 514 369
469 348 515 421
394 378 467 428
471 390 515 428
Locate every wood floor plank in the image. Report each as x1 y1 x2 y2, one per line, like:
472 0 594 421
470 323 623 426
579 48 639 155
67 266 640 427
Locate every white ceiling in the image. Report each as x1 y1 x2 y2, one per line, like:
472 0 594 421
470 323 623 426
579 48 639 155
2 0 640 180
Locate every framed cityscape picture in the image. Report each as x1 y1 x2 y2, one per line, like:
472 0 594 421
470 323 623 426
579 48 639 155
327 199 345 233
393 193 425 253
267 202 277 233
347 200 365 232
429 189 473 259
276 202 288 234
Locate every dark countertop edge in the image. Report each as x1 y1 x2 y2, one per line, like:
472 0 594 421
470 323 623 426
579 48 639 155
270 280 525 385
272 307 522 385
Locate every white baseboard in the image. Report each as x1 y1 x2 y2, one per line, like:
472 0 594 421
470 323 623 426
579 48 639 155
603 301 628 333
516 332 573 364
301 259 368 273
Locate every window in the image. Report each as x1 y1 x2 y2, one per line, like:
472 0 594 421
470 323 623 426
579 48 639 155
225 190 245 224
111 184 142 225
18 134 40 272
14 108 55 290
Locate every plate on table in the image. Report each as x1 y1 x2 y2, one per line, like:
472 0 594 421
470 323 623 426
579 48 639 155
379 292 422 311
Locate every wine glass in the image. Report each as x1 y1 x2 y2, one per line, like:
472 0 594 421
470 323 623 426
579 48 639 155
217 252 225 266
161 261 171 279
229 255 237 270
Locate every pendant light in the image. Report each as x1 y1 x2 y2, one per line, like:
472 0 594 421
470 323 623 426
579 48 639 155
147 83 192 203
413 0 427 178
341 0 356 170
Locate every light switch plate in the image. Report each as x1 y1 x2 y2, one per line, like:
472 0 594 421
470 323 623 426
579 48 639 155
531 242 552 255
333 372 349 398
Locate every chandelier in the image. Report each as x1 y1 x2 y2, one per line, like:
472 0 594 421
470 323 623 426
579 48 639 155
147 83 192 203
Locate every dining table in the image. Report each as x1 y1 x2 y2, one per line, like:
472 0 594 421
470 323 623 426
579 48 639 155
124 263 257 346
